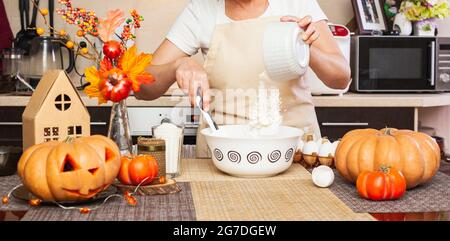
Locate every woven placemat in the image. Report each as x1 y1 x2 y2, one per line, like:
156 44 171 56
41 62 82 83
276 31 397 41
21 182 196 221
0 175 30 211
329 171 450 213
176 159 312 182
190 179 374 221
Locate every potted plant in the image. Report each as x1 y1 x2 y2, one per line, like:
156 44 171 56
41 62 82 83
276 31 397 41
400 0 449 36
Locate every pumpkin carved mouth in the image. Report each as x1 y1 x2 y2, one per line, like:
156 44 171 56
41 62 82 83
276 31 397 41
88 167 99 175
62 186 105 198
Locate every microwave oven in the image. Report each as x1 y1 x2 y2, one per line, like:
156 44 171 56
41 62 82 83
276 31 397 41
351 36 450 92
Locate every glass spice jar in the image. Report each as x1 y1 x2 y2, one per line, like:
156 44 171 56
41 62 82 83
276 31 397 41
137 137 167 184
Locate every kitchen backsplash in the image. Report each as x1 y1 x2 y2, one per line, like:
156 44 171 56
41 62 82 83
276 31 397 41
3 0 450 85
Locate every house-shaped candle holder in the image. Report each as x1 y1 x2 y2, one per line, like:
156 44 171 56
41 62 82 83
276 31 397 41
22 70 90 150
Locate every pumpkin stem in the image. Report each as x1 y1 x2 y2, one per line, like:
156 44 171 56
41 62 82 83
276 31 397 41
306 135 314 142
64 136 75 143
384 128 393 136
379 165 391 173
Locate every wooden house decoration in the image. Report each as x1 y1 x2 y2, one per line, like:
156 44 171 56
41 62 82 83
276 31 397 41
22 70 90 149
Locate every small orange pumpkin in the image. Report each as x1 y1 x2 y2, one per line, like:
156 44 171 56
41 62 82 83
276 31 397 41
17 135 121 201
118 155 158 186
335 128 440 189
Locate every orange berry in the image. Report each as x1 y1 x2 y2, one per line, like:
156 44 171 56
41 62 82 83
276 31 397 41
2 196 8 205
40 8 49 16
125 194 137 206
79 207 91 214
28 199 42 206
59 29 67 36
76 30 85 37
65 41 74 49
36 28 45 36
159 175 166 184
81 48 89 54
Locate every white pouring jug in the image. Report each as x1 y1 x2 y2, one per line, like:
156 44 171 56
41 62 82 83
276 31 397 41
263 22 310 82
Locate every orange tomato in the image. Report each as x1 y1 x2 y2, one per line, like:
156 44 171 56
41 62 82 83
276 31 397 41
356 167 406 201
118 155 158 186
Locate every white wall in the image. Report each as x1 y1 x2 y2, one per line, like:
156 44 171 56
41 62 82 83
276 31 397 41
437 0 450 36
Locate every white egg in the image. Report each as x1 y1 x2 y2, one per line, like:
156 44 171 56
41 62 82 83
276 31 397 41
331 140 340 156
318 140 333 158
302 140 318 155
312 165 335 188
297 139 305 152
316 139 322 150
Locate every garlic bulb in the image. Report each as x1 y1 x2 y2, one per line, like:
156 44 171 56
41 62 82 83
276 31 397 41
312 165 335 188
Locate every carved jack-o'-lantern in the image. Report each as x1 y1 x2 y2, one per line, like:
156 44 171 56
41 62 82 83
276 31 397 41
76 135 121 185
17 135 121 201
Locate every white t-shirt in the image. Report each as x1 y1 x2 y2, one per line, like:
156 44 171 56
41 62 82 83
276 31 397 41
167 0 328 57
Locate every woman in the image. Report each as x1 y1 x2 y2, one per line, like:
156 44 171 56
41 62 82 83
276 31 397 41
137 0 351 157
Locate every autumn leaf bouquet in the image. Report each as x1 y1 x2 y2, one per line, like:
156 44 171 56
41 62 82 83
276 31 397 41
56 0 154 104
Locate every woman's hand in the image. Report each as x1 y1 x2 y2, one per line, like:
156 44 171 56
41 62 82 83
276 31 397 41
280 15 319 45
175 57 211 110
280 17 351 89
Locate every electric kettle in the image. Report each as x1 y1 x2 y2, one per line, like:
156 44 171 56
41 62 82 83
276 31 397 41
0 48 25 93
23 36 75 82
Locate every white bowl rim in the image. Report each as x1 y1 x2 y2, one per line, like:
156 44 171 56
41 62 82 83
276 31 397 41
201 124 303 141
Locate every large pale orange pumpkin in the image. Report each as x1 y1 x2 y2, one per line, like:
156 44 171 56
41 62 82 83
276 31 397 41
335 128 440 189
17 135 121 201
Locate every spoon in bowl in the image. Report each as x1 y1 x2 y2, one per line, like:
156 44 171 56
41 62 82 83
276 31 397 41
196 87 219 132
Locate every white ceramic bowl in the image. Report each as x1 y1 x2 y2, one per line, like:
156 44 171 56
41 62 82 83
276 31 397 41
201 125 303 178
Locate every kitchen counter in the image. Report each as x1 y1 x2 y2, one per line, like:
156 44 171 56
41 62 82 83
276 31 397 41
312 92 450 108
1 91 450 108
0 92 189 107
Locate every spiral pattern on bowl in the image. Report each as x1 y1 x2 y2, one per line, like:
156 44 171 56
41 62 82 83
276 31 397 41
227 151 241 163
285 148 294 161
214 148 223 161
247 151 262 164
268 150 281 163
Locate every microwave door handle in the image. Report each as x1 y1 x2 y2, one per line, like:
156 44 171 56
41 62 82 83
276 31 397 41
430 41 436 86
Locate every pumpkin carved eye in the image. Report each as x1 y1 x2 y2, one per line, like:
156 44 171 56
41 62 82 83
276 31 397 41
105 148 116 162
61 154 80 172
88 168 99 175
